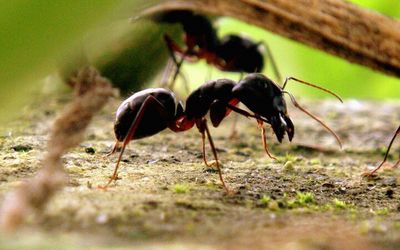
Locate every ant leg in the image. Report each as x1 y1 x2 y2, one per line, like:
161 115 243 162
225 103 269 123
257 120 277 160
259 41 282 82
197 118 231 194
201 130 212 167
229 74 241 138
164 34 186 90
99 95 169 189
283 91 343 148
229 112 239 139
106 141 122 157
161 58 175 88
364 125 400 176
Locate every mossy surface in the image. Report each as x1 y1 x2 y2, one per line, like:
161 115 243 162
1 94 400 249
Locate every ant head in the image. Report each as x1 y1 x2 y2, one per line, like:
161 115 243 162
233 73 294 142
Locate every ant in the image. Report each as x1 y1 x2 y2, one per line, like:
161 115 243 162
152 10 281 88
101 73 342 194
364 125 400 176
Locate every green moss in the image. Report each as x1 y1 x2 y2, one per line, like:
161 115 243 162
260 195 271 206
295 192 315 205
309 158 321 165
332 198 348 210
374 208 390 216
172 183 190 194
283 161 295 173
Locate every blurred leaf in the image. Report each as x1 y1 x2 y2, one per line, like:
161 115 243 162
0 0 159 120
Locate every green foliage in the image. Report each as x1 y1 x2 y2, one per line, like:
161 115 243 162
0 0 161 121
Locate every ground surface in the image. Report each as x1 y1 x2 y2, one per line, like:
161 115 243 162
1 93 400 249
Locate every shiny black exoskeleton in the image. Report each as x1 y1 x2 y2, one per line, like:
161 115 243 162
101 88 185 189
232 74 294 142
103 74 342 194
113 88 183 141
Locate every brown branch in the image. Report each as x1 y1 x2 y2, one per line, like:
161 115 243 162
143 0 400 78
0 67 115 232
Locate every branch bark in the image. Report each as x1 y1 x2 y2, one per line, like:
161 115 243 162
143 0 400 78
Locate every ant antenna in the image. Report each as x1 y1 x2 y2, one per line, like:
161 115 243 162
283 91 343 148
366 125 400 176
282 77 343 103
258 41 282 82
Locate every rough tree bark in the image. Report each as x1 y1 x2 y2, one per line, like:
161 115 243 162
143 0 400 78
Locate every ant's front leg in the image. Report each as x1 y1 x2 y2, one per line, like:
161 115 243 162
256 120 277 160
195 118 231 194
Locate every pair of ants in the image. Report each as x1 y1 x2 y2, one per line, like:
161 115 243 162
100 10 397 193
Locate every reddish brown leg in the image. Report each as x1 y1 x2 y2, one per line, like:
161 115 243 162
99 95 168 189
364 125 400 176
197 118 231 194
106 141 122 157
161 58 175 88
229 112 239 139
163 34 192 91
200 129 212 167
226 103 268 123
257 120 277 160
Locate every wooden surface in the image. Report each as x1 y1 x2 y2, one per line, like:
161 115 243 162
143 0 400 78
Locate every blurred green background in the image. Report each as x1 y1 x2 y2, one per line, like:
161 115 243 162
0 0 399 121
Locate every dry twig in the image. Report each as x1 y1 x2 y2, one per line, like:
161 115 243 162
0 67 115 232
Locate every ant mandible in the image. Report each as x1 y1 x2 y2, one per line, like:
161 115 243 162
101 73 342 194
152 10 281 88
364 125 400 176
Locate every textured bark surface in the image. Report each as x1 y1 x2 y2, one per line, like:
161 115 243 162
143 0 400 78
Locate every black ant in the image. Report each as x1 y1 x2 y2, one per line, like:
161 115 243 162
152 10 281 88
101 73 342 194
364 125 400 176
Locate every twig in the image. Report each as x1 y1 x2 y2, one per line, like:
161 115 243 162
142 0 400 78
0 67 115 232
